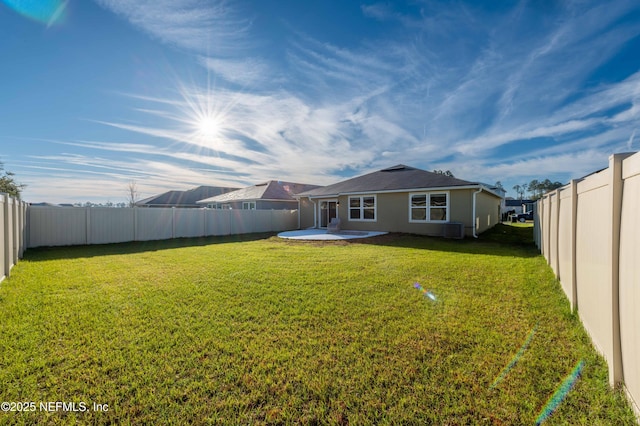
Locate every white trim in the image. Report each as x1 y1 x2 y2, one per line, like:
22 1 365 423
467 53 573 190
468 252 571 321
472 187 482 238
347 195 377 222
318 199 338 228
408 191 450 223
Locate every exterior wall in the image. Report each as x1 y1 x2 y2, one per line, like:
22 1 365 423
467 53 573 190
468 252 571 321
27 207 298 248
304 188 500 237
535 152 640 418
475 190 501 234
298 198 315 229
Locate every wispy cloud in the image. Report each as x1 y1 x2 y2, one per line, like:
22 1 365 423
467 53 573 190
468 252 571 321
93 0 251 55
14 1 640 202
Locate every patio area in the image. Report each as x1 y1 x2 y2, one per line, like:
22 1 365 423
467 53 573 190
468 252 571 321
277 229 388 240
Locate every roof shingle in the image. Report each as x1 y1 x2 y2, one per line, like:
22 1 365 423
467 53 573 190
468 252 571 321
297 165 475 197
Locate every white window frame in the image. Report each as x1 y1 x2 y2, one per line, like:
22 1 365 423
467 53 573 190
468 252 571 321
348 195 377 222
409 192 450 223
242 201 256 210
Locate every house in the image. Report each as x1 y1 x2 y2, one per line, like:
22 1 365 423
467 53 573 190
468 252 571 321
136 186 239 208
296 165 503 238
197 181 322 210
504 198 534 215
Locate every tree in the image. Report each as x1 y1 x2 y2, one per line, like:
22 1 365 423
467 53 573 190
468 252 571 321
433 169 455 177
527 178 564 200
0 162 26 199
512 184 525 200
126 180 140 207
494 181 505 191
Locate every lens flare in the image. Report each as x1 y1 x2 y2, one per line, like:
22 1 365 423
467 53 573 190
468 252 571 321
413 282 437 301
2 0 67 26
534 360 585 425
490 324 537 390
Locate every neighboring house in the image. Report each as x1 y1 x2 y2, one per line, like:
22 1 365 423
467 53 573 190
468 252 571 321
197 181 321 210
296 164 503 238
504 199 534 214
136 186 239 208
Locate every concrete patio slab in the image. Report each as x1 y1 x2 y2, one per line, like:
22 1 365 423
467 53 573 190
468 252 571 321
277 229 388 240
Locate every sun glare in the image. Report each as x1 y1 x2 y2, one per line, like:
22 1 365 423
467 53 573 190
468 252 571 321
197 115 221 140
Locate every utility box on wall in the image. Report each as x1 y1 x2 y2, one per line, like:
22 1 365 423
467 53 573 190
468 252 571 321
443 221 464 239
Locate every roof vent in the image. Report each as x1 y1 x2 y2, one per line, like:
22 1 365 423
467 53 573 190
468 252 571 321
381 164 410 172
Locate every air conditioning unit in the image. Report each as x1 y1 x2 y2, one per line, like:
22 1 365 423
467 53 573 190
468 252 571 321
443 222 464 239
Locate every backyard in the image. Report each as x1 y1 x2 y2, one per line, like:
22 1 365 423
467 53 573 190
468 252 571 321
0 225 636 424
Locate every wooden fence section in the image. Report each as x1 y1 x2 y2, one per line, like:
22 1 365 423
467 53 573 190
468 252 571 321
0 194 28 282
536 152 640 419
27 207 298 248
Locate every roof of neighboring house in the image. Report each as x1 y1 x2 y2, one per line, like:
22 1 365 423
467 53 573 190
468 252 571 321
297 165 495 197
197 181 322 204
137 186 239 207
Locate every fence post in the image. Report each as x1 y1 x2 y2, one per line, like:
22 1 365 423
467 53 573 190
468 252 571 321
609 154 626 387
18 201 24 259
172 207 176 239
85 207 91 245
1 194 6 280
4 195 12 277
569 179 579 312
12 197 18 265
133 207 138 241
550 190 559 275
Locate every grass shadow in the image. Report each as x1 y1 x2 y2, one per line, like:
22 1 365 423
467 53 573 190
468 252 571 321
23 224 538 262
276 223 539 258
23 232 277 262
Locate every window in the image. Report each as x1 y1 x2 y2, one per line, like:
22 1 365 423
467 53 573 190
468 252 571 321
410 192 449 222
242 201 256 210
348 195 376 221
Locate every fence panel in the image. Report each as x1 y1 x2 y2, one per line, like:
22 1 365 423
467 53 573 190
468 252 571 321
536 152 639 417
27 207 299 248
135 208 173 241
548 191 559 276
620 154 640 415
575 169 615 373
90 208 135 244
0 196 5 281
28 207 87 247
557 185 575 308
541 196 550 259
1 194 27 282
174 209 206 238
206 209 231 236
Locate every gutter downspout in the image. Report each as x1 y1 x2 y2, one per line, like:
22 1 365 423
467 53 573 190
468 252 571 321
472 186 483 238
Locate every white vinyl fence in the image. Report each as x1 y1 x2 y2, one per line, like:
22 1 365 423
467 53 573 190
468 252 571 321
27 207 298 248
535 152 640 419
0 193 28 282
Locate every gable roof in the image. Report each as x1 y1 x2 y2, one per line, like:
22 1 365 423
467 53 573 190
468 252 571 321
197 181 322 204
297 165 480 197
137 186 239 207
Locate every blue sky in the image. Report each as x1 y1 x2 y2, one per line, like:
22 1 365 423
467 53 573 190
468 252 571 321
2 0 640 204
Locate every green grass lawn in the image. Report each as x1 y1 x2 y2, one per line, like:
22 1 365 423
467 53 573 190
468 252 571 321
0 226 636 425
